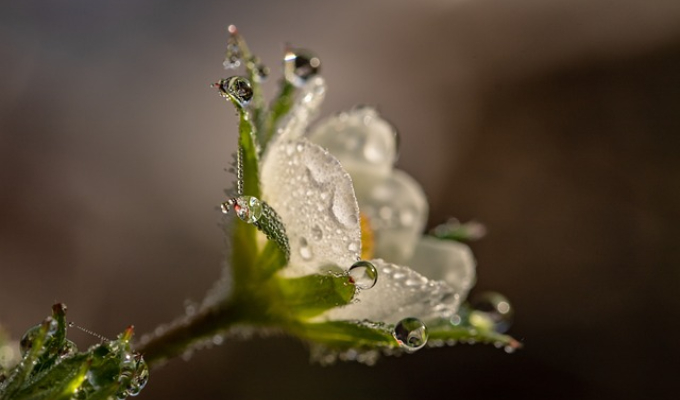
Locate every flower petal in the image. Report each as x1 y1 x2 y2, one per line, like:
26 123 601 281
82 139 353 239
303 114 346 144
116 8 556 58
324 259 461 324
307 107 397 188
275 76 327 143
260 138 362 277
409 236 476 301
356 170 428 264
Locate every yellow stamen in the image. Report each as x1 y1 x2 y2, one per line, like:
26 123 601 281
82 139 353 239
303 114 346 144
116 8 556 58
360 213 375 260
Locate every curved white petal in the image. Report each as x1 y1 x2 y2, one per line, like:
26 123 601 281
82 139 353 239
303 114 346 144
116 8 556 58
273 76 327 144
356 170 428 264
324 259 461 324
260 138 361 276
409 236 476 301
307 107 397 188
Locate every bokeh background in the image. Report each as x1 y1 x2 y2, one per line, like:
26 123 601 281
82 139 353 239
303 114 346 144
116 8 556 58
2 0 679 399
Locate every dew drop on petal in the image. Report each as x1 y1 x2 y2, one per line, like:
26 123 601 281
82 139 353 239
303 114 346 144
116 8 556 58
392 317 428 352
299 237 313 261
260 139 361 276
284 48 321 87
471 291 513 333
348 260 378 290
311 225 323 240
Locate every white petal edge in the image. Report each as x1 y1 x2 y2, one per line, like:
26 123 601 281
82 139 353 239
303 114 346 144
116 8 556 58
408 236 476 301
356 169 428 264
307 107 397 188
323 259 461 325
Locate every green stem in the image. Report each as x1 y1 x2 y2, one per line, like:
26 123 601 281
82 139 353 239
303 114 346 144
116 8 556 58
137 301 244 369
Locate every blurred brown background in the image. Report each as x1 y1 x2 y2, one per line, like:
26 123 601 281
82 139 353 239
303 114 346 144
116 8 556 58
2 0 679 399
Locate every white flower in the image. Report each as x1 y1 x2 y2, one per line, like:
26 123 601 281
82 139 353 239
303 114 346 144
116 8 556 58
260 77 475 325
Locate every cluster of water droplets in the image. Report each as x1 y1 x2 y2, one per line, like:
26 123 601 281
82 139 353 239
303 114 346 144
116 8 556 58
222 25 269 82
221 196 263 224
114 351 149 399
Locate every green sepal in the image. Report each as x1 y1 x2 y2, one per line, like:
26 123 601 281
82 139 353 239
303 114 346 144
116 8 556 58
260 80 295 152
276 273 356 319
296 320 396 349
430 219 486 242
236 110 261 199
230 219 259 287
427 308 522 351
256 239 288 279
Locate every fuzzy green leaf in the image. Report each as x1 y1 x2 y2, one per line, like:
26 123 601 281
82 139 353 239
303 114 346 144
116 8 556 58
261 80 295 151
0 305 149 400
277 273 356 319
297 320 396 349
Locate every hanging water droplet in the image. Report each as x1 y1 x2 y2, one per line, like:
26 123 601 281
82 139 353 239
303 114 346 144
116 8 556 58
59 340 78 358
470 291 514 333
348 260 378 290
221 196 263 223
217 76 253 107
392 317 428 352
299 237 313 260
128 356 149 396
284 48 321 87
235 196 262 223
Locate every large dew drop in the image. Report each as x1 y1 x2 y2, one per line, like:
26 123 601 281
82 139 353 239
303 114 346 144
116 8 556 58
470 292 513 333
284 48 321 87
217 76 253 107
348 260 378 290
117 353 149 398
221 196 263 224
392 317 428 352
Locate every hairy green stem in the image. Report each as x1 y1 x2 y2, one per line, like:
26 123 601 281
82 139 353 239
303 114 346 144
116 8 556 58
137 301 244 368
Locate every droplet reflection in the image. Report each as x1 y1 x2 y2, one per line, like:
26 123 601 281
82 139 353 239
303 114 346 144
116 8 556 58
470 291 514 333
392 317 428 352
284 48 321 87
216 76 253 107
348 260 378 290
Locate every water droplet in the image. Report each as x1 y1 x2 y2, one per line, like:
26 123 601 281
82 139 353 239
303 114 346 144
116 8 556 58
217 76 253 107
248 57 269 82
222 196 262 223
471 292 514 333
311 225 323 240
284 48 321 87
59 340 78 358
299 237 313 260
123 355 149 397
392 317 428 352
223 34 242 70
348 260 378 290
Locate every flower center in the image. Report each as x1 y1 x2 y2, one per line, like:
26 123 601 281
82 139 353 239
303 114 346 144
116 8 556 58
360 212 374 260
